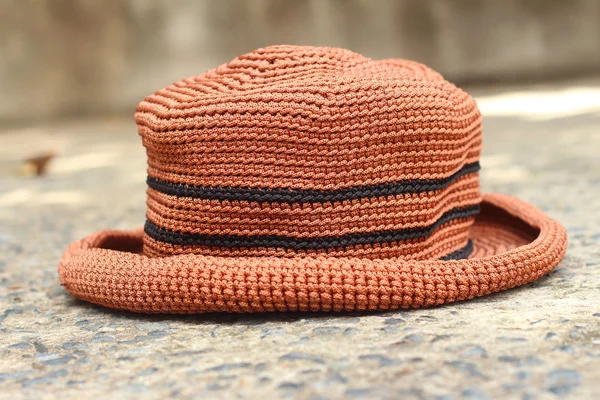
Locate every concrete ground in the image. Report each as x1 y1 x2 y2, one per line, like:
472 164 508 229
0 78 599 399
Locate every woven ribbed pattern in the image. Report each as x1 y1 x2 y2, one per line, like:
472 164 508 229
135 46 482 259
57 45 568 314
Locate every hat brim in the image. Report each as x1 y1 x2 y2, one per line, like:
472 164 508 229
58 193 567 314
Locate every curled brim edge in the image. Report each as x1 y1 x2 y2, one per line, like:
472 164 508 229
58 193 567 314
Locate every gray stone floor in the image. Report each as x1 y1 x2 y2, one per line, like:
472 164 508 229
0 79 599 399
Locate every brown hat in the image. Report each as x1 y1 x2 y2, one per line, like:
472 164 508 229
58 45 567 313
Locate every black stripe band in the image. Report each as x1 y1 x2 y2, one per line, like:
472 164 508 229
144 204 480 251
441 239 473 261
147 162 480 204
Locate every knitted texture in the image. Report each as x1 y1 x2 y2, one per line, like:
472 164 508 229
135 46 482 260
57 45 567 314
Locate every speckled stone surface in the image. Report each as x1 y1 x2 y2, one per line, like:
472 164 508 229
1 80 599 399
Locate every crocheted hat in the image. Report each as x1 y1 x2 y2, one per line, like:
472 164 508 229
58 45 567 313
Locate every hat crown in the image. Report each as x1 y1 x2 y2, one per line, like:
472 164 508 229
136 45 482 260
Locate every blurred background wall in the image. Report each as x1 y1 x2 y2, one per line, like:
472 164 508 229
1 0 600 123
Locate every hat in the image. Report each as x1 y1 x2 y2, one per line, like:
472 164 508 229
58 45 567 313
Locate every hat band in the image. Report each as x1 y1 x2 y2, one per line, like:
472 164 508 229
144 204 479 255
143 161 481 260
146 162 480 204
